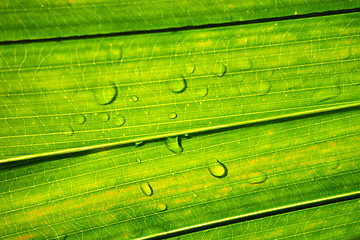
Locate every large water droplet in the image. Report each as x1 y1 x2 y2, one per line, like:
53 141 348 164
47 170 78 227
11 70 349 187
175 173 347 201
61 126 74 136
167 76 187 93
313 85 340 102
208 160 228 178
92 81 118 105
72 114 86 124
156 203 167 212
168 112 177 119
248 171 267 184
98 112 110 122
214 62 226 77
131 95 139 102
195 87 208 98
140 182 153 197
113 115 125 126
165 136 183 154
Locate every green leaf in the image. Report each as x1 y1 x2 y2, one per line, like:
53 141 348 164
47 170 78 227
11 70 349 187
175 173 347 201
1 1 360 240
173 197 360 240
1 0 360 41
1 12 360 161
1 105 359 239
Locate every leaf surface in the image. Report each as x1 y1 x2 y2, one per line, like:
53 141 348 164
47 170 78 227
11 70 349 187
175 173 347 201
0 107 359 239
1 12 360 161
1 2 360 240
1 0 360 41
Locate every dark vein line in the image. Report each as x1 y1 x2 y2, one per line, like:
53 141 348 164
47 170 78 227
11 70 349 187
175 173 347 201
140 191 360 239
1 7 360 45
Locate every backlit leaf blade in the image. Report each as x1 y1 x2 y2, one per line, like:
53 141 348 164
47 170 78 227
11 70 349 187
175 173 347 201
172 198 360 240
0 107 359 239
1 12 360 161
1 0 359 41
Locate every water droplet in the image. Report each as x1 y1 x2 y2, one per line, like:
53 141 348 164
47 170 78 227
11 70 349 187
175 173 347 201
98 112 110 122
326 158 340 170
195 87 208 98
140 182 153 197
248 171 267 184
165 136 183 155
214 62 226 77
168 112 177 119
126 224 143 239
136 157 141 163
327 162 340 170
193 193 198 198
131 95 139 102
183 64 195 76
341 46 351 60
135 141 143 147
258 80 271 94
72 114 86 124
61 126 74 136
92 81 118 105
232 57 253 72
156 203 167 212
167 76 187 93
208 160 228 178
313 86 340 102
113 115 125 126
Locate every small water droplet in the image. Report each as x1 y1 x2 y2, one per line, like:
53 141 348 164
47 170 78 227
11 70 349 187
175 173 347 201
168 112 177 119
326 160 340 170
214 62 226 77
135 141 143 147
61 126 74 136
72 114 86 124
165 136 183 154
131 95 139 102
258 80 271 94
183 64 195 76
156 203 167 212
313 86 340 102
140 182 153 197
233 57 253 72
92 81 118 105
113 115 125 126
136 157 141 163
208 160 228 178
248 171 267 184
167 76 187 93
195 87 208 98
98 112 110 122
126 224 143 239
193 193 198 198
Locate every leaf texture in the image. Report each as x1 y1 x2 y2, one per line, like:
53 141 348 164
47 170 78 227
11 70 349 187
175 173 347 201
1 0 360 41
1 12 360 161
0 107 359 239
0 1 360 240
